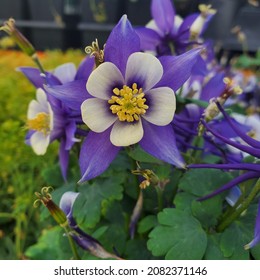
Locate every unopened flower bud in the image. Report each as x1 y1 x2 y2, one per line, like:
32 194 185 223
34 187 68 227
0 18 36 57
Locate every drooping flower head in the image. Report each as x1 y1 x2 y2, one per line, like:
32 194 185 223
78 15 201 182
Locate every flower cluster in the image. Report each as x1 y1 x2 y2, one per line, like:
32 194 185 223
2 0 260 259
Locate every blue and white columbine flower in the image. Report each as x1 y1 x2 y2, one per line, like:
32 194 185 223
81 52 176 147
78 15 201 182
26 88 54 155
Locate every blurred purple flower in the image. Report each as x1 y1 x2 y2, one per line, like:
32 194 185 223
21 59 95 179
135 0 215 55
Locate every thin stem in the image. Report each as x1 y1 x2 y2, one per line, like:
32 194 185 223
64 226 81 260
217 178 260 232
32 54 45 74
155 184 164 212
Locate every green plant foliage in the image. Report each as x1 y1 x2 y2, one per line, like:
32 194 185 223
147 208 207 259
179 169 233 197
25 226 72 260
73 176 125 229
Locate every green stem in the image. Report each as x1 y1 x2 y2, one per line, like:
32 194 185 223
155 184 164 212
32 54 45 74
64 226 81 260
217 178 260 232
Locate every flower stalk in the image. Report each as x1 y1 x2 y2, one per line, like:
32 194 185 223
217 178 260 232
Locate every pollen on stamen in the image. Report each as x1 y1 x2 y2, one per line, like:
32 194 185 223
108 83 149 122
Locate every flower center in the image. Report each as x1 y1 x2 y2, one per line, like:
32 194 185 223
27 112 50 134
108 83 149 122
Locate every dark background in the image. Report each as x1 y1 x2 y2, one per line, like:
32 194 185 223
0 0 259 53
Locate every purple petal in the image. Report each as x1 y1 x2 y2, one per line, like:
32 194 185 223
18 67 61 88
135 27 161 51
53 63 76 84
151 0 175 35
198 171 259 201
140 120 185 168
79 129 120 182
225 186 241 207
45 80 91 111
75 56 95 80
65 121 78 150
200 73 225 101
177 13 198 41
245 199 260 249
203 120 260 158
157 47 201 91
104 15 140 76
59 138 69 180
59 191 80 217
217 103 260 149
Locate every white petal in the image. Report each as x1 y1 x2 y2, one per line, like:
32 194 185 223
36 88 48 104
86 62 124 100
110 119 144 146
125 52 163 91
30 132 50 155
53 63 77 84
81 98 117 132
27 89 49 119
146 19 163 36
143 87 176 126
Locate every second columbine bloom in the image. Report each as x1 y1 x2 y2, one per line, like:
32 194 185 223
81 52 176 147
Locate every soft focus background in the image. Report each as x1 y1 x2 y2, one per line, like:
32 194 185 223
0 0 259 259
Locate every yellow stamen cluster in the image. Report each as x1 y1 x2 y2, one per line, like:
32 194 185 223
108 83 149 122
223 77 243 95
198 4 216 17
27 112 50 134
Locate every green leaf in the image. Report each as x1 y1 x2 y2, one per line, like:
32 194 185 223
191 196 223 228
204 234 226 260
138 215 157 234
251 244 260 260
74 176 124 229
147 208 207 259
179 169 233 197
124 239 154 260
25 226 71 260
220 223 250 259
41 163 63 187
98 224 127 256
127 145 162 164
174 192 196 213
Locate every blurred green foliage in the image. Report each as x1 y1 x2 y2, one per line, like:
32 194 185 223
0 49 84 259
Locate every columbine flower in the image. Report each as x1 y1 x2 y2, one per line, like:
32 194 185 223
81 52 176 146
78 15 201 182
21 58 95 179
135 0 213 55
190 4 216 41
26 88 54 155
